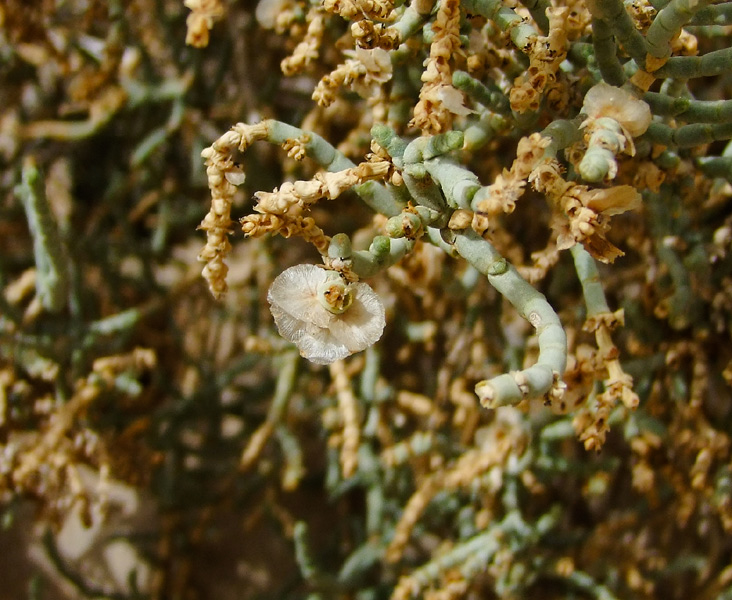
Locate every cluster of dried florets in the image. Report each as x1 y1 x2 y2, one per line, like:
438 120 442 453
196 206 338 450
411 0 468 134
184 0 224 48
313 46 393 106
1 349 156 522
508 5 586 113
196 0 671 419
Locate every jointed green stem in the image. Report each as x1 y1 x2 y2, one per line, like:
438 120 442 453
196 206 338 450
541 119 583 157
351 237 415 278
651 46 732 78
585 0 648 67
580 117 626 182
697 156 732 181
463 112 510 151
591 18 627 86
453 230 567 408
423 157 481 209
690 2 732 26
452 71 512 114
644 93 732 123
391 3 430 42
645 121 732 147
518 0 550 33
646 0 713 59
16 158 69 313
570 245 611 317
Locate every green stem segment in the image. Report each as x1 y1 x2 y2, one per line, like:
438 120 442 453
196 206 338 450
570 245 611 317
453 230 567 408
646 0 713 59
644 121 732 147
452 71 511 115
518 0 550 33
651 46 732 79
585 0 648 67
591 18 627 86
351 236 414 278
16 158 69 313
644 93 732 123
697 156 732 181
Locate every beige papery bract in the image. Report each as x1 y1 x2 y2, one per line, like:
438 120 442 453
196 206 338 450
267 265 386 364
581 83 652 138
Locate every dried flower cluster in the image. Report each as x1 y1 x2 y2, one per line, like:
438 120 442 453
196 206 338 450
411 0 467 134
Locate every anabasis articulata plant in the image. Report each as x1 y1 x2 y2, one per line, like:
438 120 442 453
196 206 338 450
2 0 732 599
85 0 732 597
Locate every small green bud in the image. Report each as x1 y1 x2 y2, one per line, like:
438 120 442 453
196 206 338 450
423 131 464 159
452 70 471 88
370 123 406 158
414 206 435 223
579 153 610 182
385 212 423 239
404 163 428 179
328 233 352 259
488 258 508 276
317 274 353 314
385 216 405 238
369 236 391 257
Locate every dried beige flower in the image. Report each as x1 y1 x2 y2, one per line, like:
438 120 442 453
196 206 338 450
581 82 652 138
313 47 392 106
267 265 385 364
344 47 393 95
436 85 474 116
584 185 642 216
184 0 224 48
